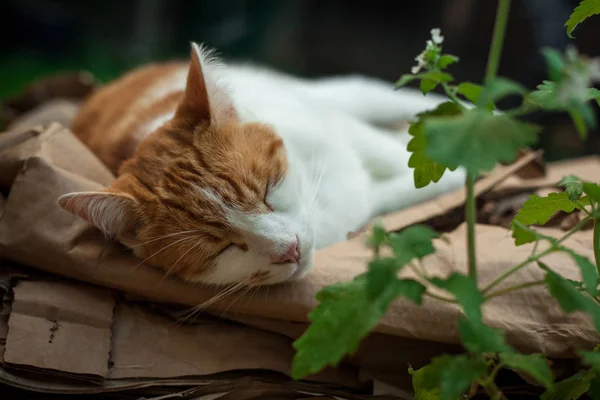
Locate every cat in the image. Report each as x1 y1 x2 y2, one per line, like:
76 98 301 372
58 42 466 287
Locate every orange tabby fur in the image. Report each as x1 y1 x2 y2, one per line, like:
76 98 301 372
66 47 288 283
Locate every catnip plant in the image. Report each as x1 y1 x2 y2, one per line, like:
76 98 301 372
291 0 600 399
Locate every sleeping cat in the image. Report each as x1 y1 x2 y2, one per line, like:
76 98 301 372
59 43 466 286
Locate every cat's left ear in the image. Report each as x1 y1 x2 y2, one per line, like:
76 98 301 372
58 191 140 247
175 42 237 126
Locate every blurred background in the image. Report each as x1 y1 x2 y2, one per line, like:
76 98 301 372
1 0 599 160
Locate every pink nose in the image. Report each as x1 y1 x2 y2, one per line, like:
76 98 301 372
270 240 300 264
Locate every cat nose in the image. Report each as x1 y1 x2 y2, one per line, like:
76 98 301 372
270 239 300 264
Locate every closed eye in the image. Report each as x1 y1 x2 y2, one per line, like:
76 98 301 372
264 183 274 211
220 241 248 254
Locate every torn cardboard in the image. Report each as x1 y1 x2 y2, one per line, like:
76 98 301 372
1 274 368 396
0 122 597 356
0 119 599 397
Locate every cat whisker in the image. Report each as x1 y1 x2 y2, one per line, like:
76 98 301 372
175 281 247 323
158 240 203 287
309 159 328 217
129 229 203 250
130 236 196 272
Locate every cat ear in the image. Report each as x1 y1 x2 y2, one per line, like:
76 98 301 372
58 191 139 245
175 42 237 125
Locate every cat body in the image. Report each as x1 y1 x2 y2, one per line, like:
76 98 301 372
60 43 465 286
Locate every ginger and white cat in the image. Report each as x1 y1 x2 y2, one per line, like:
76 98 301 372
59 43 465 286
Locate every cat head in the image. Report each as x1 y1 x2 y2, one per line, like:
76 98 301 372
59 43 315 286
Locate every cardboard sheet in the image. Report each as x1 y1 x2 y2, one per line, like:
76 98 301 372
0 123 598 359
1 120 599 398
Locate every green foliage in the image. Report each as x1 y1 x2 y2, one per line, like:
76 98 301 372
293 2 600 397
512 192 583 227
581 350 600 373
477 77 527 107
438 54 459 69
396 71 453 92
499 353 554 389
458 319 512 354
431 273 483 321
565 0 600 38
456 82 483 104
558 175 585 201
423 110 539 174
388 225 439 264
563 249 599 296
411 354 488 400
526 46 600 139
367 225 438 296
407 102 462 188
292 273 425 379
541 370 595 400
543 266 600 332
410 364 442 400
584 183 600 203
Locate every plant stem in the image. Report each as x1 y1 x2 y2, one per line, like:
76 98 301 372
424 291 457 303
483 216 591 294
479 379 507 400
442 83 467 110
485 0 511 82
557 216 593 245
594 217 600 275
466 171 478 281
464 0 511 284
485 280 545 300
483 248 555 294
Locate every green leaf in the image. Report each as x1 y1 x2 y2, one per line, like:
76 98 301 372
438 54 459 69
396 74 419 88
407 102 462 188
562 248 599 296
565 0 600 38
410 365 441 400
396 71 453 90
292 274 424 379
589 377 600 400
543 266 600 332
394 279 427 304
527 81 600 110
558 175 584 201
569 108 590 140
420 79 438 95
583 182 600 203
478 77 528 107
388 225 439 265
541 48 566 82
458 319 513 354
366 222 387 251
423 110 540 174
511 220 542 246
431 273 483 322
366 258 397 298
526 80 600 138
456 82 483 104
500 353 554 389
541 370 593 400
581 350 600 372
411 355 488 400
513 192 583 226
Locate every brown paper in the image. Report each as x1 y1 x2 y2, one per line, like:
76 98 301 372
0 123 598 359
0 275 363 392
4 280 114 381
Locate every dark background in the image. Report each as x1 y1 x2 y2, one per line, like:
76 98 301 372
1 0 599 160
